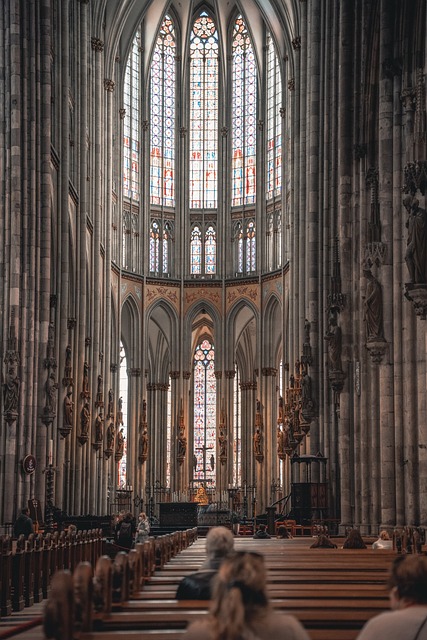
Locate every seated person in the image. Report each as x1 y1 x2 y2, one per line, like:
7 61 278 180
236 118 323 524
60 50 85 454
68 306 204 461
342 528 366 549
372 530 392 550
277 524 293 539
253 523 271 539
13 507 34 539
310 534 337 548
357 555 427 639
183 550 310 640
176 526 234 600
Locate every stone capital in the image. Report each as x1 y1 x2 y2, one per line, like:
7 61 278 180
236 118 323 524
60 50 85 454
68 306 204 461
104 79 115 92
91 37 104 52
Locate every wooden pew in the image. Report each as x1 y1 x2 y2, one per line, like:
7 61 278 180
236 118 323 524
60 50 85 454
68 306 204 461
0 535 13 616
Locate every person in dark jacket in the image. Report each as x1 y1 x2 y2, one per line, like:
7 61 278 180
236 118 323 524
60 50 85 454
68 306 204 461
176 526 234 600
253 523 271 539
13 508 34 539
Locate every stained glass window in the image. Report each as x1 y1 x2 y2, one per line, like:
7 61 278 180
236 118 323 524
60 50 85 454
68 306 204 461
166 377 171 487
232 15 256 206
118 342 128 487
163 223 171 274
205 225 216 274
191 226 202 274
123 33 140 201
150 15 176 207
233 365 241 486
150 221 160 273
189 11 218 208
193 340 216 486
150 220 170 274
266 33 282 200
246 221 256 272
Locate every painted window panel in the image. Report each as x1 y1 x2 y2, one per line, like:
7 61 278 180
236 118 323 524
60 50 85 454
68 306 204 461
232 15 257 206
189 11 218 209
193 340 216 486
150 15 176 207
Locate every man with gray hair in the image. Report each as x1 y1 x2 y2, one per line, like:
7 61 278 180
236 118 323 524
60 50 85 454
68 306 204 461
176 526 234 600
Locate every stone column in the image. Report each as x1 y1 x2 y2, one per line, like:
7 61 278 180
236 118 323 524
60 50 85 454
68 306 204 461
102 76 115 513
88 34 104 514
377 0 396 529
337 0 354 529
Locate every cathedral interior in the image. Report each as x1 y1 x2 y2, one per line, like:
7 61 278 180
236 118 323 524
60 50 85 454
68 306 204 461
0 0 426 535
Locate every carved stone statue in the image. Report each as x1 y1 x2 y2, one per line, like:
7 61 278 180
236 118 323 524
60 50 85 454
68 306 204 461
277 426 284 455
95 413 104 443
106 421 115 450
96 374 103 405
325 309 342 372
108 389 114 418
45 372 58 413
64 391 74 426
405 196 427 284
82 362 90 397
3 361 20 414
116 428 125 456
301 370 312 406
218 429 227 459
80 402 90 437
177 428 187 459
139 427 148 458
363 269 384 341
253 428 262 456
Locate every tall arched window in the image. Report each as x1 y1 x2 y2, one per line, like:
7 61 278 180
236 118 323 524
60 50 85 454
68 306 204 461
166 376 172 487
266 32 282 200
233 365 242 486
190 226 202 274
246 221 256 272
149 221 160 273
123 32 140 201
118 341 129 487
150 15 176 207
189 11 219 209
232 15 256 207
193 339 216 486
204 225 216 274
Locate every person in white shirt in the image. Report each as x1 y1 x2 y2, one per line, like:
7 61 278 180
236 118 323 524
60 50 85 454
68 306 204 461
357 555 427 640
372 529 393 550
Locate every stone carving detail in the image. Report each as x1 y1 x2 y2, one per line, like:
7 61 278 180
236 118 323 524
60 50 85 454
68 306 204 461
95 374 103 408
404 195 427 284
44 372 58 418
61 390 74 438
403 161 427 196
93 412 104 451
105 421 115 459
363 269 384 342
62 345 73 388
177 401 186 464
79 402 90 445
325 308 342 373
115 428 125 462
218 408 227 464
3 358 20 422
81 362 90 399
253 400 264 462
138 400 148 464
3 311 21 425
107 388 114 419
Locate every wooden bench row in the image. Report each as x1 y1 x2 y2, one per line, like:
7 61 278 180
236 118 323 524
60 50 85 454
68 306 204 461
37 537 394 640
0 529 103 618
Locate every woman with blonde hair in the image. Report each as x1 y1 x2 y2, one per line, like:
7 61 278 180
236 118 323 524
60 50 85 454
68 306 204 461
183 551 309 640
